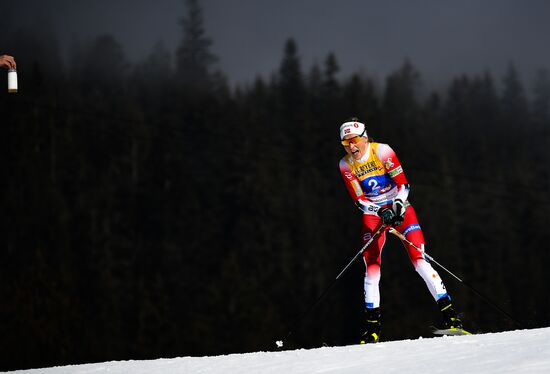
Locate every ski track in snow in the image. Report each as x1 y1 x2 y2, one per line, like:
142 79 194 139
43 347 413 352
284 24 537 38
8 327 550 374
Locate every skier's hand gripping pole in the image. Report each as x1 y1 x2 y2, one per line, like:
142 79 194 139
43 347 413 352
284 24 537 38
276 224 387 349
387 227 524 328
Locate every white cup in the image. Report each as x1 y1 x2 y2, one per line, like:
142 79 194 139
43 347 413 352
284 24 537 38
8 69 17 93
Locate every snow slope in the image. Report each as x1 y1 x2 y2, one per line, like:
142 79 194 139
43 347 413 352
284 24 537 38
9 327 550 374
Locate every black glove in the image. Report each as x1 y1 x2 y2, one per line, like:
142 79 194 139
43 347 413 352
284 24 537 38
378 208 395 225
392 199 406 226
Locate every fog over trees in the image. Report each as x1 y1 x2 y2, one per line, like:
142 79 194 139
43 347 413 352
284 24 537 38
2 0 550 370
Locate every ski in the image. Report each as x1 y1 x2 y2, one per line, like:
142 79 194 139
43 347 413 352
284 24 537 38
430 326 472 336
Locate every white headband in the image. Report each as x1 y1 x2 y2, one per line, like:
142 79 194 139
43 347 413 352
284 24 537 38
339 121 367 140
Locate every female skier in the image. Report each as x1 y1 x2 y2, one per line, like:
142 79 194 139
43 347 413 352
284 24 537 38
338 118 463 343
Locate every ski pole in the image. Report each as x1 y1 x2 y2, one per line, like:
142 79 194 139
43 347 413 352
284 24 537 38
276 224 387 348
388 227 524 328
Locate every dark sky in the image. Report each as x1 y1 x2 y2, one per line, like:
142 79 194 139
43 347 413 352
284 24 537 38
6 0 550 88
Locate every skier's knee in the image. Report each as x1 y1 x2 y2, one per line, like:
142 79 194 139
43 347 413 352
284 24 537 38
364 272 380 286
413 258 430 272
414 259 440 281
365 264 380 282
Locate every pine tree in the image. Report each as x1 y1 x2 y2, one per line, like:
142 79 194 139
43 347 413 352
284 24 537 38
278 38 306 121
532 68 550 126
323 52 340 93
382 60 422 147
175 0 218 91
501 63 529 127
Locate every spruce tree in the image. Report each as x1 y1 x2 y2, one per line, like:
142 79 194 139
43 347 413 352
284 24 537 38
175 0 218 91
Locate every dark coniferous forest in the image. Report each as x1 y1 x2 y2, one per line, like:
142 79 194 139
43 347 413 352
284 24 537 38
2 0 550 370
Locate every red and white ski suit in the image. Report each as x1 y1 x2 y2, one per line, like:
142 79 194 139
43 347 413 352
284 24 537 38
339 142 448 309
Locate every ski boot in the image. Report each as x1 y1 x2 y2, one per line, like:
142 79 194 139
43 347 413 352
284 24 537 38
360 307 381 344
437 295 463 329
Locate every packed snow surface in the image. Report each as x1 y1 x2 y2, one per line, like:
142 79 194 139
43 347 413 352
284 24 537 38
10 327 550 374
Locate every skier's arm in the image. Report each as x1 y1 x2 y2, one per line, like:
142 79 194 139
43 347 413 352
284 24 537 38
377 144 411 225
377 143 410 202
339 158 380 215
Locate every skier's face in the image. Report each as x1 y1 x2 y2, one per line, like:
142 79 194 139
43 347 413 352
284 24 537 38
343 134 368 160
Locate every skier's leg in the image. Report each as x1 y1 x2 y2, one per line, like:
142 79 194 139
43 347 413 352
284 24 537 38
361 215 386 309
360 215 385 343
363 261 382 308
395 206 463 329
394 206 448 300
